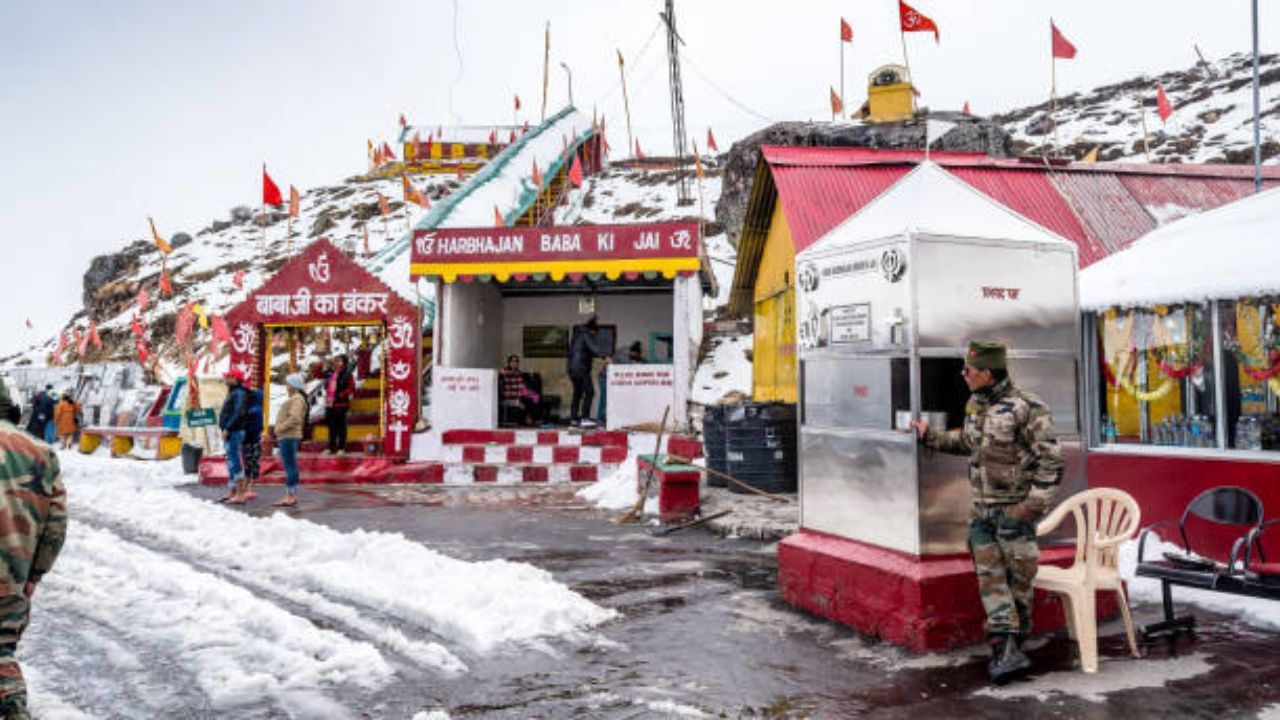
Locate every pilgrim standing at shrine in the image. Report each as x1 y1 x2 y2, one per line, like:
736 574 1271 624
323 355 355 455
273 373 308 506
567 317 611 428
218 370 250 503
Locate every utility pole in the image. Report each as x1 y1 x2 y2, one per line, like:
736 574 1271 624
541 22 550 122
662 0 691 204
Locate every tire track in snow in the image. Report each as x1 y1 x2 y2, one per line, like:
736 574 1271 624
72 510 468 677
37 523 392 718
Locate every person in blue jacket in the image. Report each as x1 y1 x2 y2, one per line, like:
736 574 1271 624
218 370 249 503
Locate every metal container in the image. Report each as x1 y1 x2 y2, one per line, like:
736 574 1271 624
796 222 1082 555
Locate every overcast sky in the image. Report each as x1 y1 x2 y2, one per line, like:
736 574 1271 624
1 1 1275 356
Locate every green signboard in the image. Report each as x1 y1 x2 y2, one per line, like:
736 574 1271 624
186 408 217 428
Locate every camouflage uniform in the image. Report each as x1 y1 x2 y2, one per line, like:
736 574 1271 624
0 385 68 718
924 376 1063 638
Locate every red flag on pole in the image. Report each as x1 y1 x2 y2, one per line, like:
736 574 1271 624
262 165 283 205
233 269 246 289
840 17 853 43
382 142 397 161
635 139 645 159
830 87 845 116
89 320 101 349
399 113 407 127
210 315 232 345
532 159 543 188
899 1 940 42
136 287 150 314
489 129 497 145
1155 82 1174 123
963 101 971 115
706 127 719 153
493 206 505 228
456 165 466 181
53 332 67 363
568 155 583 187
130 314 145 338
514 94 522 111
136 338 150 366
509 129 518 144
1051 20 1077 60
75 328 88 357
288 185 301 218
175 307 194 346
377 192 389 216
159 268 173 296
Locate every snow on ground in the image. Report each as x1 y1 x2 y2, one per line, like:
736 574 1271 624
578 454 641 511
25 451 616 714
1119 536 1280 632
691 334 752 405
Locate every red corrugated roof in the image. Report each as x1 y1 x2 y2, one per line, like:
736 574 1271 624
757 145 1280 264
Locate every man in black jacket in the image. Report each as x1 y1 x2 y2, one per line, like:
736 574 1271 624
566 317 611 427
218 370 249 503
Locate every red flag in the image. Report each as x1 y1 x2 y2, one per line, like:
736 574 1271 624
830 87 844 116
1156 82 1174 123
899 1 939 42
131 314 145 338
635 139 645 159
159 268 173 296
374 146 384 166
176 306 194 346
424 137 434 157
89 320 101 349
493 206 505 227
262 165 283 205
568 154 583 187
489 129 497 145
963 101 971 115
233 269 246 289
522 121 530 134
514 94 521 111
210 315 232 344
186 358 201 410
706 128 719 152
532 159 543 188
1051 20 1077 60
382 142 397 161
137 287 150 313
136 338 150 366
75 328 88 357
399 113 407 127
288 185 301 218
456 165 466 181
377 192 389 216
53 332 67 362
509 129 518 144
840 17 853 43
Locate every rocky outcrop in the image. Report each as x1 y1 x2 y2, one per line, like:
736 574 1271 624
715 114 1016 246
82 240 150 308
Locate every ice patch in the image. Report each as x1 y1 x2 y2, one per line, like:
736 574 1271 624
412 711 452 720
973 653 1212 703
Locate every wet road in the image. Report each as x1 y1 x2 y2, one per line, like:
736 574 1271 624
157 485 1280 718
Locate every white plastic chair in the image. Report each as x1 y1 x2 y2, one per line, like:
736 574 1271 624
1033 487 1142 673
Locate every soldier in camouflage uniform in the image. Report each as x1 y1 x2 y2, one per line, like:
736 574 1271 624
0 378 68 718
912 341 1063 682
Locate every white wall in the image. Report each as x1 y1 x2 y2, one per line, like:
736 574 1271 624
440 282 504 368
500 291 672 411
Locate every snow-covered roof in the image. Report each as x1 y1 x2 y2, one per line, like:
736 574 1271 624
1080 185 1280 310
800 161 1073 257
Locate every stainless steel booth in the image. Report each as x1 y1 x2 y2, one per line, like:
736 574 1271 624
795 230 1082 556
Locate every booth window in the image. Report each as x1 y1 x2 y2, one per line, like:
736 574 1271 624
1218 298 1280 450
1095 303 1216 447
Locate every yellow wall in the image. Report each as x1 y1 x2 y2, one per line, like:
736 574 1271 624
752 202 798 403
867 83 915 123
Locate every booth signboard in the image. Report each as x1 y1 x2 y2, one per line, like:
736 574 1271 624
606 364 675 430
186 408 217 428
409 221 701 282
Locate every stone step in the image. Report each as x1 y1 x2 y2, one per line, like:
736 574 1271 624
441 428 628 448
444 443 628 465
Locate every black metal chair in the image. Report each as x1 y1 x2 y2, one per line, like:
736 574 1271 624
1135 486 1266 638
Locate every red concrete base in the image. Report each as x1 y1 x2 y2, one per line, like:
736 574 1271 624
778 529 1121 652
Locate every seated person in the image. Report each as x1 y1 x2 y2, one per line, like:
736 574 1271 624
499 355 542 426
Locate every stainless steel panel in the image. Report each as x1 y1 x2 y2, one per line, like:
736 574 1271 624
800 428 920 554
1005 356 1081 434
797 239 911 354
914 237 1078 353
803 357 893 431
917 449 972 554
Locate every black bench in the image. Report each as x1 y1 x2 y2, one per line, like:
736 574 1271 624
1135 485 1280 639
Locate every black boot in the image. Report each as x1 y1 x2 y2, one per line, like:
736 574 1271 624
987 634 1032 683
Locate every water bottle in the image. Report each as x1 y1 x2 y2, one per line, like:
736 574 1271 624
1190 416 1203 448
1202 417 1215 448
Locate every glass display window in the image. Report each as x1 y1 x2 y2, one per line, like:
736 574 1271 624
1096 303 1215 447
1219 298 1280 450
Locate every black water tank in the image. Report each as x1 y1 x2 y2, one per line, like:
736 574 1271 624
724 402 797 494
702 405 727 487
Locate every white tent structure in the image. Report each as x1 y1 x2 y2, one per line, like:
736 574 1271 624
1081 185 1280 311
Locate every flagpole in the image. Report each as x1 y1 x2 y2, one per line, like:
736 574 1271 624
1137 97 1152 163
1051 52 1060 155
540 21 550 122
840 30 845 121
619 50 634 161
900 29 915 116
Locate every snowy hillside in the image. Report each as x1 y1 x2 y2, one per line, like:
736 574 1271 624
996 52 1280 164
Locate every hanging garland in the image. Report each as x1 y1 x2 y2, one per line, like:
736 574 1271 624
1222 298 1280 380
1154 306 1211 380
1117 370 1177 403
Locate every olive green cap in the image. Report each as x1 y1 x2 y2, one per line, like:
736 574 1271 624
966 341 1007 370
